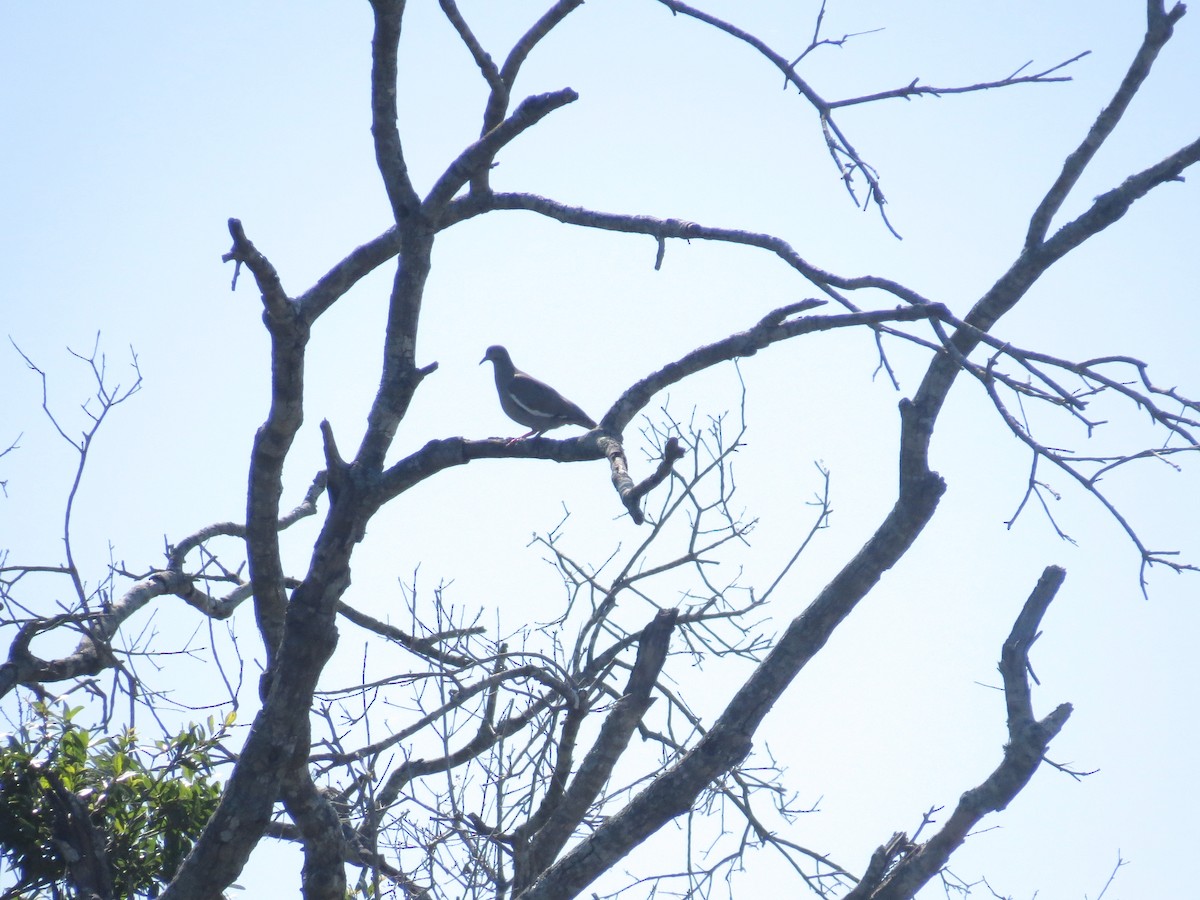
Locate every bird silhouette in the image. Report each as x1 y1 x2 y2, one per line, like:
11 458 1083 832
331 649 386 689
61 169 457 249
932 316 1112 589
480 345 596 439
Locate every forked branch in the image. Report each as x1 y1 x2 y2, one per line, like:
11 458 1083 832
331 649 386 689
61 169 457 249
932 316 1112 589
845 567 1072 900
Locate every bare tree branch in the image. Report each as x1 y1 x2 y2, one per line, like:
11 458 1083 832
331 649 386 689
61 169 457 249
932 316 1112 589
655 0 1086 232
5 6 1195 900
845 567 1072 900
1026 1 1188 248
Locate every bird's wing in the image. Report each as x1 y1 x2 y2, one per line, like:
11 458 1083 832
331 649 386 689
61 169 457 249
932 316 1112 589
509 372 578 420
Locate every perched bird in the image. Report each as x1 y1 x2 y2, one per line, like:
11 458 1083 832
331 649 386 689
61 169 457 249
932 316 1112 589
480 344 597 439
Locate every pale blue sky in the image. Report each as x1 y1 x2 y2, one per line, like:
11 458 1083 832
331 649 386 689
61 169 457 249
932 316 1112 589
2 2 1198 897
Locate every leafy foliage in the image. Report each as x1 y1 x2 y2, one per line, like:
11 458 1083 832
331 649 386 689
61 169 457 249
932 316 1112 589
0 704 229 898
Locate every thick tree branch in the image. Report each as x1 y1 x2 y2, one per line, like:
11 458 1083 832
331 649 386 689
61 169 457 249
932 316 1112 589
491 0 583 135
1026 1 1188 248
602 434 685 525
515 610 678 892
603 304 947 434
1039 135 1200 263
222 218 289 312
368 0 421 223
914 124 1199 482
1 572 200 697
281 767 349 900
166 247 362 900
496 1 585 110
367 304 949 520
439 0 504 94
44 770 115 900
1 467 323 700
511 22 1200 876
424 88 579 211
223 219 311 669
517 393 948 899
443 192 935 308
846 567 1072 900
8 7 1192 900
351 230 437 473
296 229 402 324
162 553 351 899
440 0 584 194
